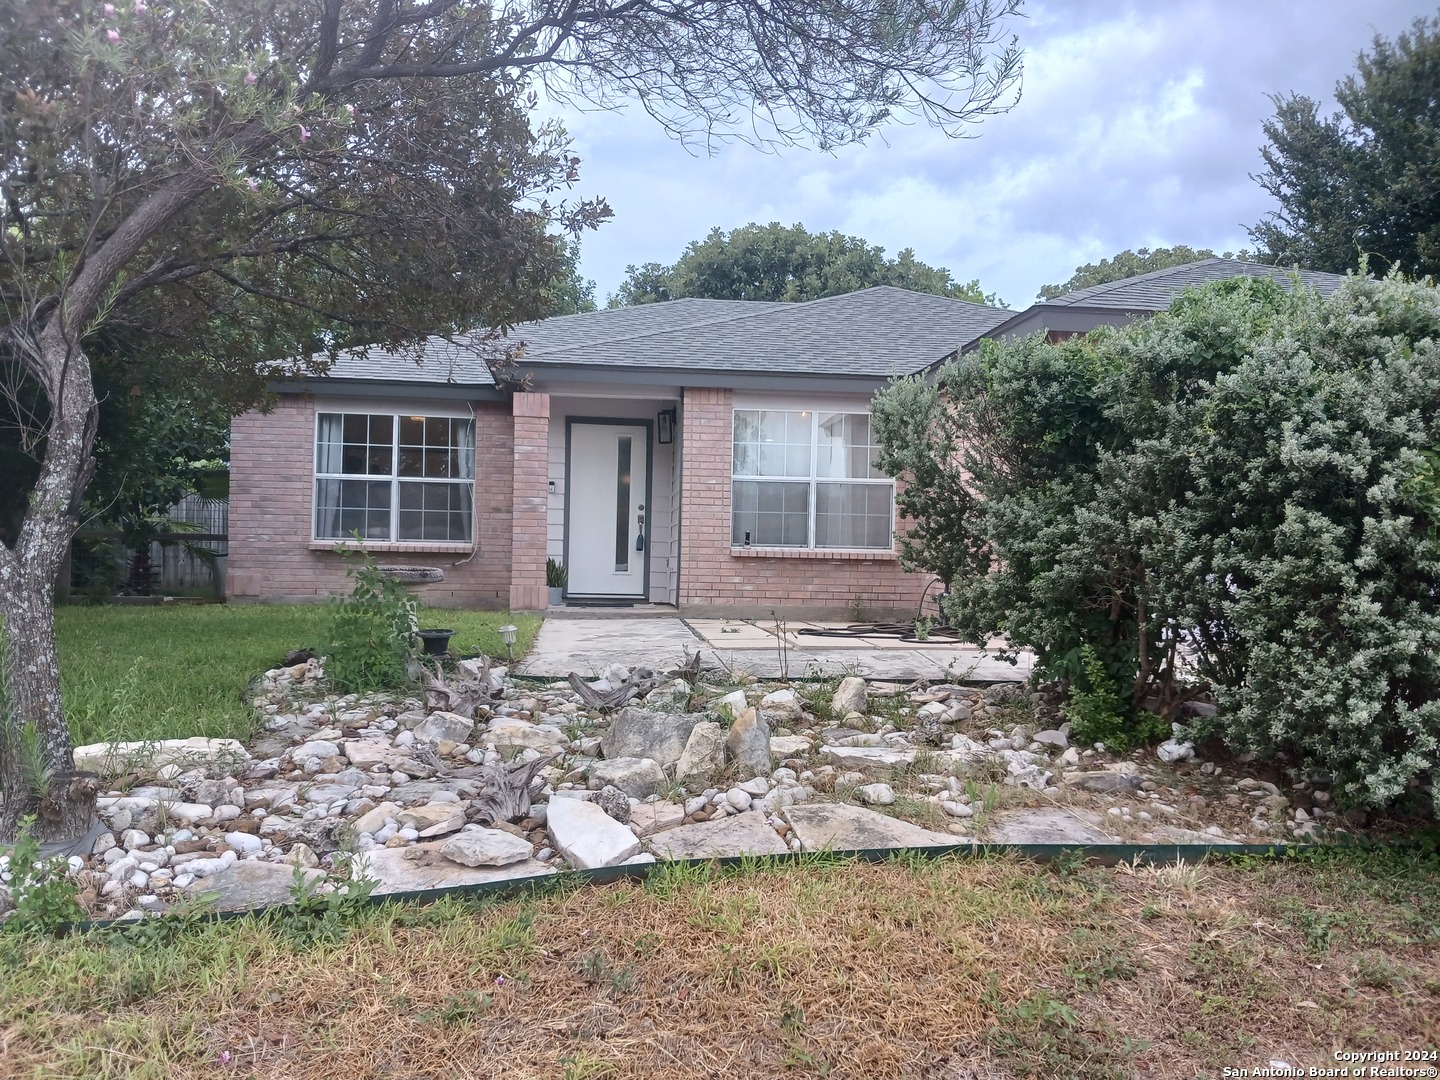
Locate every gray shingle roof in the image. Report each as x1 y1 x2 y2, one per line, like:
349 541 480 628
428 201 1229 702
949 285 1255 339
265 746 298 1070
514 286 1011 377
320 338 499 387
1039 258 1347 309
963 259 1353 351
508 297 787 357
313 288 1011 386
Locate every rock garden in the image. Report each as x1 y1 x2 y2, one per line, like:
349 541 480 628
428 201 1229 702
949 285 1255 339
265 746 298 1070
5 652 1359 923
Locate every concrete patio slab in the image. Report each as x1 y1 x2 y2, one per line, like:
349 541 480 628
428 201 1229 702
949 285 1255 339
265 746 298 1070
521 614 1032 683
521 615 707 678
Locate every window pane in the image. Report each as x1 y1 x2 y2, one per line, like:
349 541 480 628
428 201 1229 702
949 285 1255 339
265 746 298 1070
398 416 474 479
732 480 809 546
397 482 473 542
316 414 345 473
815 482 892 549
817 411 885 480
733 409 811 477
316 478 391 539
325 413 393 476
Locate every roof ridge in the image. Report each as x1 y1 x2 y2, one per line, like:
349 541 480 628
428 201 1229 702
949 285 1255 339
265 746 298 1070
1046 258 1233 305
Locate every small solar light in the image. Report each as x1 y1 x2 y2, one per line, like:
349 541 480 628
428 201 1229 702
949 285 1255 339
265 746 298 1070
499 623 517 662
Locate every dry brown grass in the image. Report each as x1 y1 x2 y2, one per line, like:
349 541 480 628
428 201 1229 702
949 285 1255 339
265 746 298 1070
2 849 1437 1079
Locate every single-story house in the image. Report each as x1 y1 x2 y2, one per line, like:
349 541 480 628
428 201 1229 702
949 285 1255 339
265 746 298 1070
227 260 1348 616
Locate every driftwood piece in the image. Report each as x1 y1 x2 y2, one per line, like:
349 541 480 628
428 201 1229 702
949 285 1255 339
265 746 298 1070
469 754 556 826
422 661 490 717
567 671 639 711
665 646 704 682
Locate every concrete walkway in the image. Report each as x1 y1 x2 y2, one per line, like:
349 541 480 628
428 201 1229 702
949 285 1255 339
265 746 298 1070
520 613 1032 682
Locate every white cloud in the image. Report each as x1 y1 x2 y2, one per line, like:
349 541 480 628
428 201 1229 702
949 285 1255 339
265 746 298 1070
553 0 1432 307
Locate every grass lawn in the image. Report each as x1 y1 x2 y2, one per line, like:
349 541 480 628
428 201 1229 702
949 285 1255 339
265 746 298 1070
54 604 542 747
1 848 1437 1078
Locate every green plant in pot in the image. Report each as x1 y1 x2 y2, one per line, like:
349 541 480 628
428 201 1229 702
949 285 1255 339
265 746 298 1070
546 558 567 607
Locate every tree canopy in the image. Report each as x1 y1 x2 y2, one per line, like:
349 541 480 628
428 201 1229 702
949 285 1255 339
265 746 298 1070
1036 246 1219 300
608 222 1001 307
1250 14 1440 277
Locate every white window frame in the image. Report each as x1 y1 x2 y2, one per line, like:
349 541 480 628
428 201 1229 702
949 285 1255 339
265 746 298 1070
730 406 896 550
313 410 476 544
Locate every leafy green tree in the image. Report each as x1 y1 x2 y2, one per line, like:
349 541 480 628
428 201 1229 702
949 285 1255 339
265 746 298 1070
1036 245 1219 300
608 222 1001 306
545 238 599 316
0 0 1024 838
1250 15 1440 277
874 273 1440 810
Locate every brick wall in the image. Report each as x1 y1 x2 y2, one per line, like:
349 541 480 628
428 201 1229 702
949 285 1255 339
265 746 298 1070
677 387 932 618
509 392 549 611
228 395 514 608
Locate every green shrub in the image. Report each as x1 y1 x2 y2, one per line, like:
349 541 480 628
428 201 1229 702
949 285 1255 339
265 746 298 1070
1062 646 1167 751
874 272 1440 809
1 824 84 936
326 547 418 692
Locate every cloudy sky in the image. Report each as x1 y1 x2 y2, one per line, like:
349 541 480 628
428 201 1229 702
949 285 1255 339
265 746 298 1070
552 0 1432 309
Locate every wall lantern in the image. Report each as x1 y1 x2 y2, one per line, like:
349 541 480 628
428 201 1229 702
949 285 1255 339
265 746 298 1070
657 408 676 445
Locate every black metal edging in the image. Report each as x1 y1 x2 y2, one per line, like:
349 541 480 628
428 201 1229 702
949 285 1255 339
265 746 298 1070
62 841 1320 936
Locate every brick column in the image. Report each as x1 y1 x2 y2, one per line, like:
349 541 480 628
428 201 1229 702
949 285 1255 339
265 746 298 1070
678 387 734 605
509 391 550 611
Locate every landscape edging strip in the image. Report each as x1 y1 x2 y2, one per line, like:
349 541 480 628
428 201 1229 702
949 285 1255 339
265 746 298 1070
60 841 1319 935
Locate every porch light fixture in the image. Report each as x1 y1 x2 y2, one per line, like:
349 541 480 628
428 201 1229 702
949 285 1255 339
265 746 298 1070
499 623 517 662
657 408 676 444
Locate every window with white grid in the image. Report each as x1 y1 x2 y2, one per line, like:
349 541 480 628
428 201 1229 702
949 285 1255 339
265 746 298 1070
731 408 894 549
314 412 475 542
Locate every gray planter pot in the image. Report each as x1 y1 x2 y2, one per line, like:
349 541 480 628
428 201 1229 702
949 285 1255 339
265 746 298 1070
547 586 564 607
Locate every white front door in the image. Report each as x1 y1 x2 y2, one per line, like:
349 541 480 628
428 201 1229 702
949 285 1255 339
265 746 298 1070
566 422 649 598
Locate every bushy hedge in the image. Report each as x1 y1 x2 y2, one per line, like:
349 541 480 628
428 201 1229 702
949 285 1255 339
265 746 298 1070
873 273 1440 810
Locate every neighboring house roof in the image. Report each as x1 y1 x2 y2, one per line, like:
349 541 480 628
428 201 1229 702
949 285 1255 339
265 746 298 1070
309 287 1011 389
969 258 1351 348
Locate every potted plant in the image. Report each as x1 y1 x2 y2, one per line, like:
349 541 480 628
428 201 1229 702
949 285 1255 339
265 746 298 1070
546 558 567 607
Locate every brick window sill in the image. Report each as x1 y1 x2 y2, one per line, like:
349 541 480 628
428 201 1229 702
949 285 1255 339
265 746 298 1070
729 546 898 561
309 541 474 554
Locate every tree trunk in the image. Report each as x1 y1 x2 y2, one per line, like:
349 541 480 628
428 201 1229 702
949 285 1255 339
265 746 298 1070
0 567 79 840
0 328 99 842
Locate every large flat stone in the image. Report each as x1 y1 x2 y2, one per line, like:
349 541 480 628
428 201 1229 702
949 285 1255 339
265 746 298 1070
600 707 704 767
725 707 771 775
980 807 1113 844
590 757 666 799
781 802 956 853
188 859 325 912
649 811 789 860
675 722 727 780
340 739 434 777
485 718 569 754
439 829 534 867
629 801 685 837
545 795 641 869
73 737 251 776
355 843 554 895
819 745 916 769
